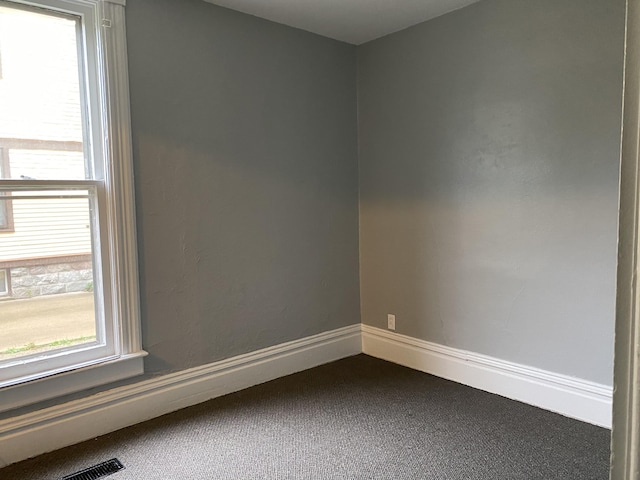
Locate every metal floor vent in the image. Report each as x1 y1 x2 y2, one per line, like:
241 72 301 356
61 458 124 480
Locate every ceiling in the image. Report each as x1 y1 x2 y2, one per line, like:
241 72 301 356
203 0 482 45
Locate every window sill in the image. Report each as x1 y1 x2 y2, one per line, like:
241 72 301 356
0 351 147 414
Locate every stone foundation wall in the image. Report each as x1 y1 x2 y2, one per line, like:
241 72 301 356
8 259 93 299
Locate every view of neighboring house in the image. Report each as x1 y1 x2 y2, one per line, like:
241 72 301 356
0 6 94 300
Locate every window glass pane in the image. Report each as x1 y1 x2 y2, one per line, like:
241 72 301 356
0 3 101 366
0 192 97 362
0 269 7 294
0 198 6 227
0 148 9 229
0 4 86 179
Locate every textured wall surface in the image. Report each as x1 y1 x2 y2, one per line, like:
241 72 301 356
358 0 624 385
126 0 360 374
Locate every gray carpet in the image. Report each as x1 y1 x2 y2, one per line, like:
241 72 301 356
0 355 611 479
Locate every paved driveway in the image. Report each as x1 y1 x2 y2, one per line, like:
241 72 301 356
0 292 95 353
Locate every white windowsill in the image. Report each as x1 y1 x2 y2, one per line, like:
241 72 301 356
0 351 147 414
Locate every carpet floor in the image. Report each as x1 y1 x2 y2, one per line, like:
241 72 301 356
0 354 611 479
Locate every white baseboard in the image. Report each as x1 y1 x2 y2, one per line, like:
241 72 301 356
0 323 613 468
0 324 361 468
361 325 613 428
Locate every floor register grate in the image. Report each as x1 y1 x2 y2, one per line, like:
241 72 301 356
61 458 124 480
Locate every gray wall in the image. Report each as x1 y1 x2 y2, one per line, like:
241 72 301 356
127 0 360 374
0 0 624 422
358 0 624 385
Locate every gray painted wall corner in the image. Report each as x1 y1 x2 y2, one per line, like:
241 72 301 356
357 0 625 385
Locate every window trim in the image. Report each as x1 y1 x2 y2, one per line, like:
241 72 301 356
0 0 145 413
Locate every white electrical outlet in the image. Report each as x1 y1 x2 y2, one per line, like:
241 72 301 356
387 314 396 330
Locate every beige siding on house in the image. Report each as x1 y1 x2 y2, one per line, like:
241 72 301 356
0 196 92 261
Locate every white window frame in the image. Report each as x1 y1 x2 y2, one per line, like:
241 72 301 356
0 0 145 413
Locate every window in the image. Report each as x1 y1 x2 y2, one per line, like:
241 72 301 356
0 0 145 413
0 269 7 295
0 147 13 231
